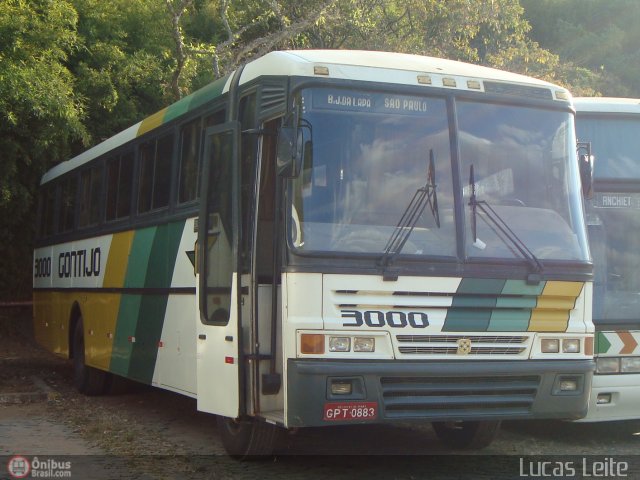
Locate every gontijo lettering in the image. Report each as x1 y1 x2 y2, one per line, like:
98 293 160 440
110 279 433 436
58 248 101 278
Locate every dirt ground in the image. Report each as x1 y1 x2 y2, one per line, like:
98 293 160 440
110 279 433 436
2 309 640 479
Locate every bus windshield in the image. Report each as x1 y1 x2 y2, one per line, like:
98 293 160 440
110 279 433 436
579 116 640 178
578 116 640 323
290 87 589 263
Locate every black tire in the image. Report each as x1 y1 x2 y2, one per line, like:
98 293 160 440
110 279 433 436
216 416 282 459
104 373 134 395
432 420 501 450
72 319 109 396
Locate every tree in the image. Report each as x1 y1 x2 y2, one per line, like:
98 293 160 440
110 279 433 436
522 0 640 97
69 0 173 142
0 0 88 300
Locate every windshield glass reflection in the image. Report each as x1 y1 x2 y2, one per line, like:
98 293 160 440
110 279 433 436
290 88 589 263
291 88 456 257
458 101 588 261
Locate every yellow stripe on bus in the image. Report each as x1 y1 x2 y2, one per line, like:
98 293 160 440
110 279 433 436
137 108 168 137
103 231 135 288
528 309 569 332
541 281 584 299
86 230 135 370
82 293 122 371
528 281 584 332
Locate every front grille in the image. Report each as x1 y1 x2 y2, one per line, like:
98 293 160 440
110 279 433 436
381 375 540 419
396 334 529 356
398 346 526 355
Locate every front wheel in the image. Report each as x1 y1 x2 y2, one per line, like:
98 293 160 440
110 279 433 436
216 416 283 459
432 420 501 450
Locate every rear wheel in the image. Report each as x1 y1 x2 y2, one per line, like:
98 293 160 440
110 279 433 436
432 420 501 450
216 416 283 459
72 319 109 395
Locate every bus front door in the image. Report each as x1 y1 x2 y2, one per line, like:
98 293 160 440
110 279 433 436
196 124 241 418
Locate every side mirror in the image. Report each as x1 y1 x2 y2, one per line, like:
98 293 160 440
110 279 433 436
276 125 302 177
577 141 594 199
276 118 312 178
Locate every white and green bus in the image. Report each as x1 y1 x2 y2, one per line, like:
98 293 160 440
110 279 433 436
575 97 640 421
34 50 594 456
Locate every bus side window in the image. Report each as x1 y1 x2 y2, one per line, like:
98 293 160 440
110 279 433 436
106 152 134 221
118 152 134 218
58 175 77 233
205 110 225 127
138 133 174 214
78 165 103 228
40 184 57 238
178 119 200 204
154 134 173 210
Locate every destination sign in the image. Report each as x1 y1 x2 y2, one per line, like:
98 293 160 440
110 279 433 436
311 90 431 116
594 192 640 209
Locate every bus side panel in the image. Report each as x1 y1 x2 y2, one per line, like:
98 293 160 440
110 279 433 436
154 294 197 395
153 218 198 395
109 221 186 385
81 292 122 371
33 291 71 358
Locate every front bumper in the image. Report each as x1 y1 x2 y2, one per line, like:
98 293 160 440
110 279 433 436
574 373 640 422
286 359 594 427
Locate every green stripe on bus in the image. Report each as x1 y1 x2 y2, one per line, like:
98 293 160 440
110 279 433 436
163 98 190 124
124 227 157 288
452 295 497 308
110 294 141 376
443 278 547 332
128 220 186 384
188 76 229 112
110 227 157 375
443 309 492 331
487 309 531 331
596 332 612 354
457 278 506 294
502 279 545 296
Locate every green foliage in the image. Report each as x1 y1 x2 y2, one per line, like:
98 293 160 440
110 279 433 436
0 0 88 299
2 0 638 300
521 0 640 97
69 0 173 142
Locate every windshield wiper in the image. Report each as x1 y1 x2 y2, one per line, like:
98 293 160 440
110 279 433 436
468 164 543 282
378 149 440 273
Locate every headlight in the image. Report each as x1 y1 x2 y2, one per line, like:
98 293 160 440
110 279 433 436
621 357 640 373
329 336 351 352
354 337 375 352
541 338 560 353
562 339 580 353
596 357 620 374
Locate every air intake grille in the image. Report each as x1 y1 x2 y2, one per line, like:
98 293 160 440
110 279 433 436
484 81 553 100
261 84 286 112
396 335 529 356
381 375 540 419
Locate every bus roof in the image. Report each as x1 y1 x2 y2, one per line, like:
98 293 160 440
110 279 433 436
574 97 640 114
42 49 569 185
242 50 560 87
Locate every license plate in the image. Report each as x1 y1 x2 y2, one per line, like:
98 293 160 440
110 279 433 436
323 401 378 421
